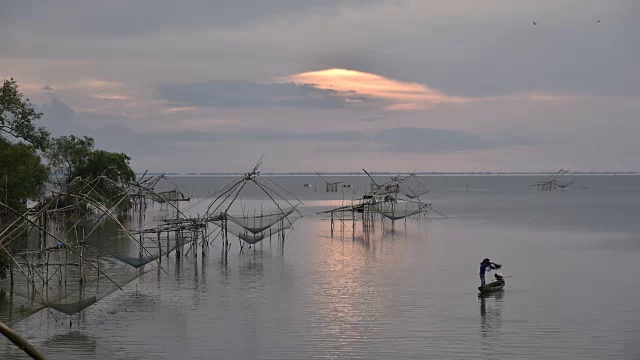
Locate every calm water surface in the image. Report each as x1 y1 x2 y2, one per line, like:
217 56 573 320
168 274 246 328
2 175 640 359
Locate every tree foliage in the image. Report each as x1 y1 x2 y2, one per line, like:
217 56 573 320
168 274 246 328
75 150 136 210
0 78 50 150
46 135 95 187
46 135 136 210
0 139 49 210
75 150 136 184
0 78 137 277
0 139 48 280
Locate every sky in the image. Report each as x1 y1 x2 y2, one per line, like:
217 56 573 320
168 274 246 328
1 0 639 173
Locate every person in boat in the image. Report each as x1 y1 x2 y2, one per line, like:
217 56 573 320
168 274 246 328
480 258 501 287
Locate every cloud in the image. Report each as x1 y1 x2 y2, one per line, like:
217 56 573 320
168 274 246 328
0 1 371 36
64 80 121 90
285 68 468 110
375 127 496 153
165 107 199 113
359 116 387 123
155 68 474 112
5 1 639 172
155 81 357 109
37 98 79 136
36 97 368 154
93 94 132 100
136 129 367 143
34 97 578 173
384 103 425 111
236 130 366 142
75 112 131 123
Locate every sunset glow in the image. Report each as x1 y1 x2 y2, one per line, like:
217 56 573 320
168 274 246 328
165 106 199 113
93 94 132 100
285 68 467 110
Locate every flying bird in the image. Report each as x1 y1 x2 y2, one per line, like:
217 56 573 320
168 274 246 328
597 20 601 23
533 21 537 25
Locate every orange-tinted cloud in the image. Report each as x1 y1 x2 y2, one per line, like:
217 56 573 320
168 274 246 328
284 68 467 110
384 103 429 111
93 94 132 100
165 106 199 113
73 80 121 89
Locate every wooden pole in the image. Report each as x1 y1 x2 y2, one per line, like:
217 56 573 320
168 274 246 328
0 321 47 360
157 232 162 264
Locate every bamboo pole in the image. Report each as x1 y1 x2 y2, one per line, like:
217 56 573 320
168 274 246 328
157 232 161 264
0 321 47 360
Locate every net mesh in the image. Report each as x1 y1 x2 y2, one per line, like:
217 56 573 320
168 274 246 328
146 190 188 203
226 205 298 234
0 245 147 322
374 201 424 220
0 219 165 322
211 215 300 245
107 229 194 268
398 176 429 199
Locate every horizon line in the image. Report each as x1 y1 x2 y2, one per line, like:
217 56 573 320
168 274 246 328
134 171 640 176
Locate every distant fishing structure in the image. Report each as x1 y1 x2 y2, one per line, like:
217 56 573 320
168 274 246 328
320 169 447 234
532 169 577 191
315 173 342 192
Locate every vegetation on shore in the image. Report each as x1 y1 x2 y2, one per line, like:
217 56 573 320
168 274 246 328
0 78 136 278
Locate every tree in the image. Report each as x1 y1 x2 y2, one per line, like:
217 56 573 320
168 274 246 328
0 78 51 280
46 135 94 187
0 139 49 210
46 135 136 210
0 78 137 277
74 150 136 210
0 78 50 150
75 150 136 184
0 139 49 279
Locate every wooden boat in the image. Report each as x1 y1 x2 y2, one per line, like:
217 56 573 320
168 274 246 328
478 279 505 294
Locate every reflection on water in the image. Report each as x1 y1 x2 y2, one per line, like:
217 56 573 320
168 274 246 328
479 290 504 339
42 331 96 353
2 175 640 359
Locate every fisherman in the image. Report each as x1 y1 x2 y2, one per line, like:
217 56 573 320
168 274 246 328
480 258 501 287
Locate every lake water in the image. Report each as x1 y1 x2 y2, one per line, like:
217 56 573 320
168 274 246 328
2 175 640 359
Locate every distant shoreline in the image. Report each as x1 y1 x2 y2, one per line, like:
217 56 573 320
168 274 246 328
135 172 640 177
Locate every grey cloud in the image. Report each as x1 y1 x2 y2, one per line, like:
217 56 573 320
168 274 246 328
155 81 366 109
145 126 533 154
97 126 527 156
36 98 550 173
36 100 172 156
2 1 637 98
299 2 640 97
359 116 387 123
37 98 83 137
36 98 367 155
0 0 372 36
223 130 367 142
36 98 143 152
38 98 536 157
76 112 131 123
375 127 499 153
106 128 366 147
